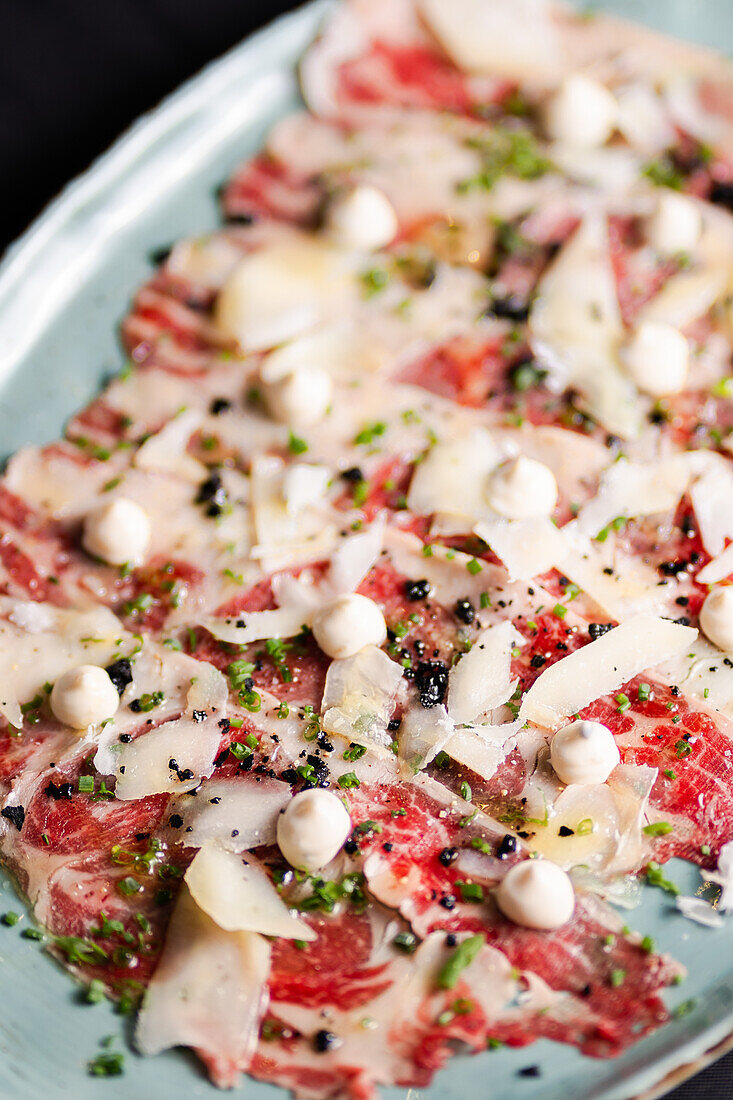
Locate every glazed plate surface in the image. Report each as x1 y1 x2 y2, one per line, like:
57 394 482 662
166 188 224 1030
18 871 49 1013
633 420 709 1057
0 2 732 1097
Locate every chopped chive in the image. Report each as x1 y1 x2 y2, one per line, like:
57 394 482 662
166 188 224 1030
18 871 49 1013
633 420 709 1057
437 933 486 989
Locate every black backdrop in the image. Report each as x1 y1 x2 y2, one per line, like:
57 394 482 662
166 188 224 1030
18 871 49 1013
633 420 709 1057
0 1 730 1096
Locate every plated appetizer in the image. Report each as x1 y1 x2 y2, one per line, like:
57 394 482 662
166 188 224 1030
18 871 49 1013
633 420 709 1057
2 0 733 1095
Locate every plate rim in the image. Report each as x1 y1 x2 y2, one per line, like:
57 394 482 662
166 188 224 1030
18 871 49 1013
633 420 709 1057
0 2 730 1098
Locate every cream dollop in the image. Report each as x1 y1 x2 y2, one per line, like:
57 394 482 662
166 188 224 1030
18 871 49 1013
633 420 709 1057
646 192 702 257
700 587 733 652
277 789 352 871
495 859 575 930
486 456 558 519
549 719 620 786
545 74 618 149
82 497 152 567
263 364 333 428
311 594 387 660
50 665 120 729
326 184 398 251
622 321 689 396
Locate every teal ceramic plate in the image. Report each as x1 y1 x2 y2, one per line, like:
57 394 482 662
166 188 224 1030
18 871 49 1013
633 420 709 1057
0 3 733 1097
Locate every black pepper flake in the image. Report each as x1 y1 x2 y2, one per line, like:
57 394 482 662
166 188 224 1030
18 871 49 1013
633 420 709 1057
195 471 228 517
382 841 393 852
387 717 401 732
105 658 133 696
404 578 431 601
558 825 574 837
518 1066 541 1078
225 211 256 225
487 294 530 323
1 804 24 831
306 754 330 787
675 596 690 607
674 616 691 626
44 780 73 801
580 983 592 997
281 768 299 786
530 653 546 669
341 466 364 484
169 814 184 829
445 933 457 947
438 847 458 867
119 733 132 743
213 749 229 768
588 622 614 640
497 835 517 859
209 397 232 416
658 559 688 578
710 180 733 211
439 895 456 910
414 659 449 708
670 685 680 696
454 598 475 625
314 1030 341 1053
192 709 207 723
344 838 359 855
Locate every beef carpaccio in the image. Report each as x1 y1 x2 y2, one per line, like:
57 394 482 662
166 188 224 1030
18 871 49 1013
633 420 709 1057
4 0 733 1095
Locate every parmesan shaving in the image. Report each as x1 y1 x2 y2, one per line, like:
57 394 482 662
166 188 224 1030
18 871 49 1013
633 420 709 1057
168 778 291 853
322 645 404 750
406 428 499 523
215 237 360 352
134 409 206 483
529 216 642 439
419 0 563 81
474 516 566 581
447 621 522 724
185 845 316 940
399 703 454 773
136 885 270 1086
520 614 697 729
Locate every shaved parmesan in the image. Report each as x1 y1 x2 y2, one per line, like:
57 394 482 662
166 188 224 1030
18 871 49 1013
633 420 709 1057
215 237 359 352
572 456 693 542
399 703 454 773
113 714 222 800
444 720 523 780
657 636 733 719
324 514 385 596
615 83 675 155
0 599 125 729
530 216 641 439
676 895 724 928
185 846 316 940
474 516 566 581
250 454 336 572
419 0 563 81
531 764 656 875
407 428 499 523
520 615 697 729
134 409 206 483
557 539 663 620
136 885 270 1087
169 778 291 853
689 458 733 556
322 645 404 750
697 543 733 585
447 621 522 724
203 520 384 646
282 464 331 516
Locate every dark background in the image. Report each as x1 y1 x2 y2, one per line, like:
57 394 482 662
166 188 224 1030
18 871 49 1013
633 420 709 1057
0 0 731 1096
